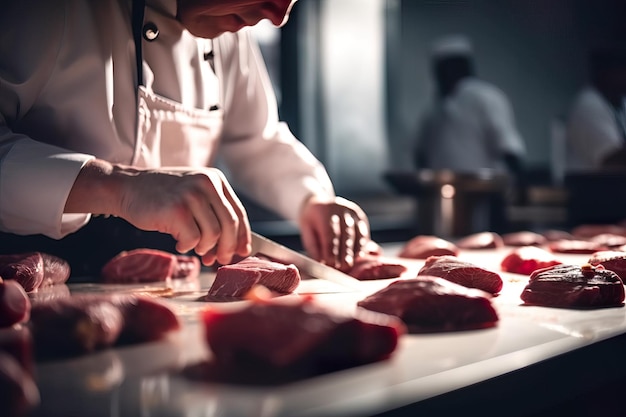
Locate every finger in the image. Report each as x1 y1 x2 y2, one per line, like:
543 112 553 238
201 247 218 267
323 214 341 268
183 190 222 256
354 219 370 259
337 213 356 271
168 205 203 254
203 174 241 264
219 174 251 257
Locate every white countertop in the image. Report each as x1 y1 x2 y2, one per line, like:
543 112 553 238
29 246 625 417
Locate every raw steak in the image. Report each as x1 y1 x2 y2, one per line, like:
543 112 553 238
0 253 44 293
548 239 608 254
208 256 300 298
588 251 626 280
29 294 180 358
589 233 626 248
40 253 71 287
521 264 625 308
398 235 459 259
357 277 498 333
202 298 404 374
0 350 39 416
501 246 562 276
101 249 177 283
502 231 547 247
418 255 503 294
172 255 201 280
348 256 407 280
456 232 504 250
0 279 31 328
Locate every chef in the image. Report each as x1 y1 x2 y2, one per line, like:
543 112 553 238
0 0 370 275
566 45 626 170
413 34 526 177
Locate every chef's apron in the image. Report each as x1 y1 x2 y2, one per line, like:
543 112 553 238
0 0 224 278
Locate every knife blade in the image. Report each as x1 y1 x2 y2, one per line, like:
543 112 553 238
250 232 363 291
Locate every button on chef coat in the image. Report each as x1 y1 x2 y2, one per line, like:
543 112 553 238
0 0 335 239
415 77 526 172
565 86 625 170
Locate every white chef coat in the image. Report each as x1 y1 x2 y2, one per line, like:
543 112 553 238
415 77 526 172
565 86 625 170
0 0 335 239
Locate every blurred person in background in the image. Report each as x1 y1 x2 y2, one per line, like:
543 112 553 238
566 45 626 170
413 34 527 183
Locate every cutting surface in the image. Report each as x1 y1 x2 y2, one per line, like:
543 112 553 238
28 245 625 417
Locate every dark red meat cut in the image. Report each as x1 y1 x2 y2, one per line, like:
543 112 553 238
589 233 626 249
0 253 44 293
588 251 626 280
40 253 71 287
501 246 562 276
502 231 547 247
29 294 180 358
521 264 625 309
548 239 608 254
456 232 504 250
208 256 300 298
172 255 201 280
357 277 498 333
101 249 177 283
398 235 459 259
202 298 404 374
348 256 407 280
418 255 503 294
0 279 31 328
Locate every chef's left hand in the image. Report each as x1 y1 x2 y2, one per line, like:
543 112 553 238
299 196 370 272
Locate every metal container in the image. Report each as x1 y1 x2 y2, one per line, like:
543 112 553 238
384 169 510 239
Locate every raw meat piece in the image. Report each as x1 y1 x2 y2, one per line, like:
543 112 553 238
0 279 31 328
548 239 608 254
40 253 71 287
101 249 177 283
541 229 574 242
589 233 626 248
398 235 459 259
111 295 182 344
571 224 626 239
357 277 498 333
521 264 625 308
588 251 626 280
202 298 404 374
502 231 547 247
501 246 562 276
348 256 407 280
172 255 201 280
418 255 503 294
208 256 300 298
0 253 44 293
29 294 180 358
456 232 504 250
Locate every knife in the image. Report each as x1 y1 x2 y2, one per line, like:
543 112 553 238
250 231 363 291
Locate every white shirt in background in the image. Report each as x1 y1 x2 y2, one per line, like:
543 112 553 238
415 77 526 173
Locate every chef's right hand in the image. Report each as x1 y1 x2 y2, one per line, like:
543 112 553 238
65 160 251 266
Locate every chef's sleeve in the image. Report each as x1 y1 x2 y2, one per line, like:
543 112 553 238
216 31 335 222
0 3 93 239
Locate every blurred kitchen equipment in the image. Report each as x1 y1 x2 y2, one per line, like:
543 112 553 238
384 169 510 239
